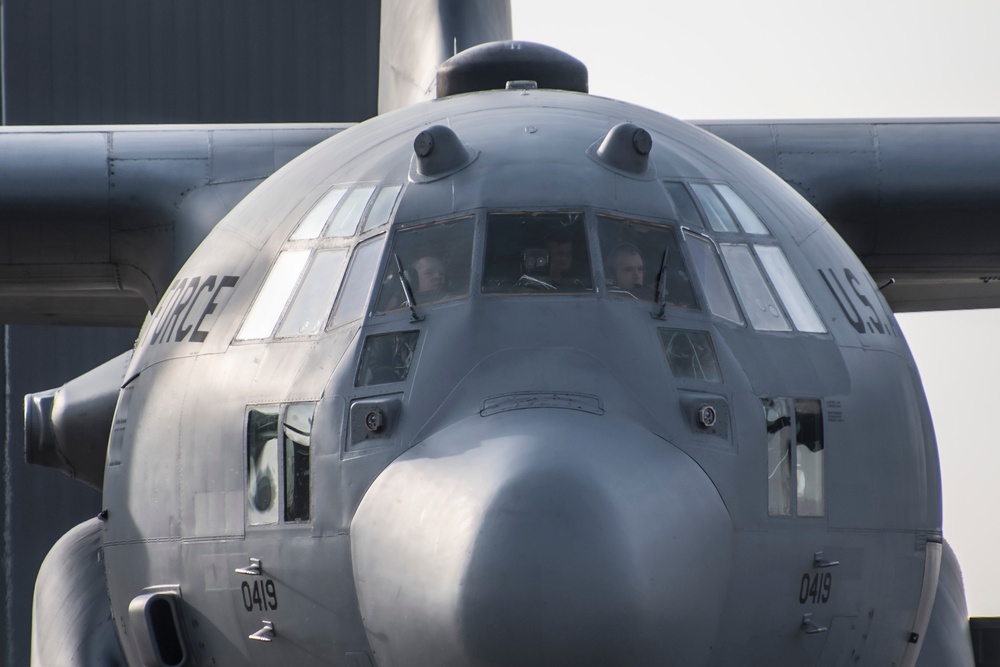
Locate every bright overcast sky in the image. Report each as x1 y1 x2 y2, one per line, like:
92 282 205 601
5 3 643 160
512 0 1000 615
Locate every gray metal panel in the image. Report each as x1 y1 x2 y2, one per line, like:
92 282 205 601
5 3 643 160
2 0 382 125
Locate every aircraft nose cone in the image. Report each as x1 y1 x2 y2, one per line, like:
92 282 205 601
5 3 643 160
352 411 732 667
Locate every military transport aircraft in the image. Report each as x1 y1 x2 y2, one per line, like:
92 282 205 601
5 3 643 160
6 0 1000 665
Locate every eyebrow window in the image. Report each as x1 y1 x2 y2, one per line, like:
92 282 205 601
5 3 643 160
238 250 310 340
755 245 827 333
374 216 475 313
483 212 592 294
683 232 743 325
658 328 721 382
356 330 420 387
720 244 790 332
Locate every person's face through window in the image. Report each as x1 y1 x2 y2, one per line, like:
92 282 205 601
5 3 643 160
414 256 445 293
612 251 644 288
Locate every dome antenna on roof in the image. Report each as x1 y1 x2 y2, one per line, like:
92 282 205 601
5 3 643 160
436 41 588 98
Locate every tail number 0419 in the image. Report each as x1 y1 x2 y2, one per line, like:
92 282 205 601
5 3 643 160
799 572 832 604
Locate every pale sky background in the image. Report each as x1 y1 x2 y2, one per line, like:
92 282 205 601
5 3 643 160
511 0 1000 615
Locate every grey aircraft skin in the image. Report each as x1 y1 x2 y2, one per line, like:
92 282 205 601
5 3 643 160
25 49 969 666
7 2 997 667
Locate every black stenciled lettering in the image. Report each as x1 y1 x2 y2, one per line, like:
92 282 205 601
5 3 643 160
265 579 278 610
190 275 239 343
176 275 216 342
152 278 188 345
821 573 832 603
818 269 864 334
241 581 253 611
159 277 200 344
845 268 885 335
251 580 263 611
799 573 810 604
808 572 821 602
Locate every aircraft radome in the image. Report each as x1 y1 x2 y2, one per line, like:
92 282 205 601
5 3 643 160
13 10 1000 667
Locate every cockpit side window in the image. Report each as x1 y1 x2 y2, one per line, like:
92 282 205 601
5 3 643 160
683 231 744 325
597 216 698 308
482 212 592 294
373 216 475 313
720 243 791 332
755 245 827 333
328 235 386 329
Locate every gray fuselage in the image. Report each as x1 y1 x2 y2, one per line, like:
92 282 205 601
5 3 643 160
102 87 942 666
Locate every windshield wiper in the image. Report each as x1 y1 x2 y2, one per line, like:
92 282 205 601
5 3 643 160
394 253 424 322
652 249 669 320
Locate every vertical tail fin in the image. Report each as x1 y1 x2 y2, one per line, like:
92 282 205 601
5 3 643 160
378 0 512 113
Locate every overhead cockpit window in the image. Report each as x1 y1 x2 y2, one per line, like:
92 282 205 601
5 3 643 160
691 184 740 232
326 186 377 237
715 184 770 235
764 397 825 518
373 216 475 313
689 182 771 235
754 245 827 333
275 249 349 338
328 235 386 329
246 403 316 527
362 185 403 233
658 329 721 382
683 231 744 325
291 187 347 240
720 244 791 332
597 216 697 308
237 250 311 340
662 182 705 229
482 212 592 294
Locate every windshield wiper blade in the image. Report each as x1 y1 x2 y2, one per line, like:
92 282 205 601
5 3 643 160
394 253 424 322
652 249 669 320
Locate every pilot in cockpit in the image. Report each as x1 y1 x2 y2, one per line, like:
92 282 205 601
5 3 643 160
605 242 654 299
412 255 447 298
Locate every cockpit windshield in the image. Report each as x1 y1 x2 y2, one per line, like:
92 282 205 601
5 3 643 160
482 212 592 294
597 216 697 308
373 216 475 313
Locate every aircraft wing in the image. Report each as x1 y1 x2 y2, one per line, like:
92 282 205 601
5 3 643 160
0 0 514 328
0 124 346 326
698 119 1000 312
